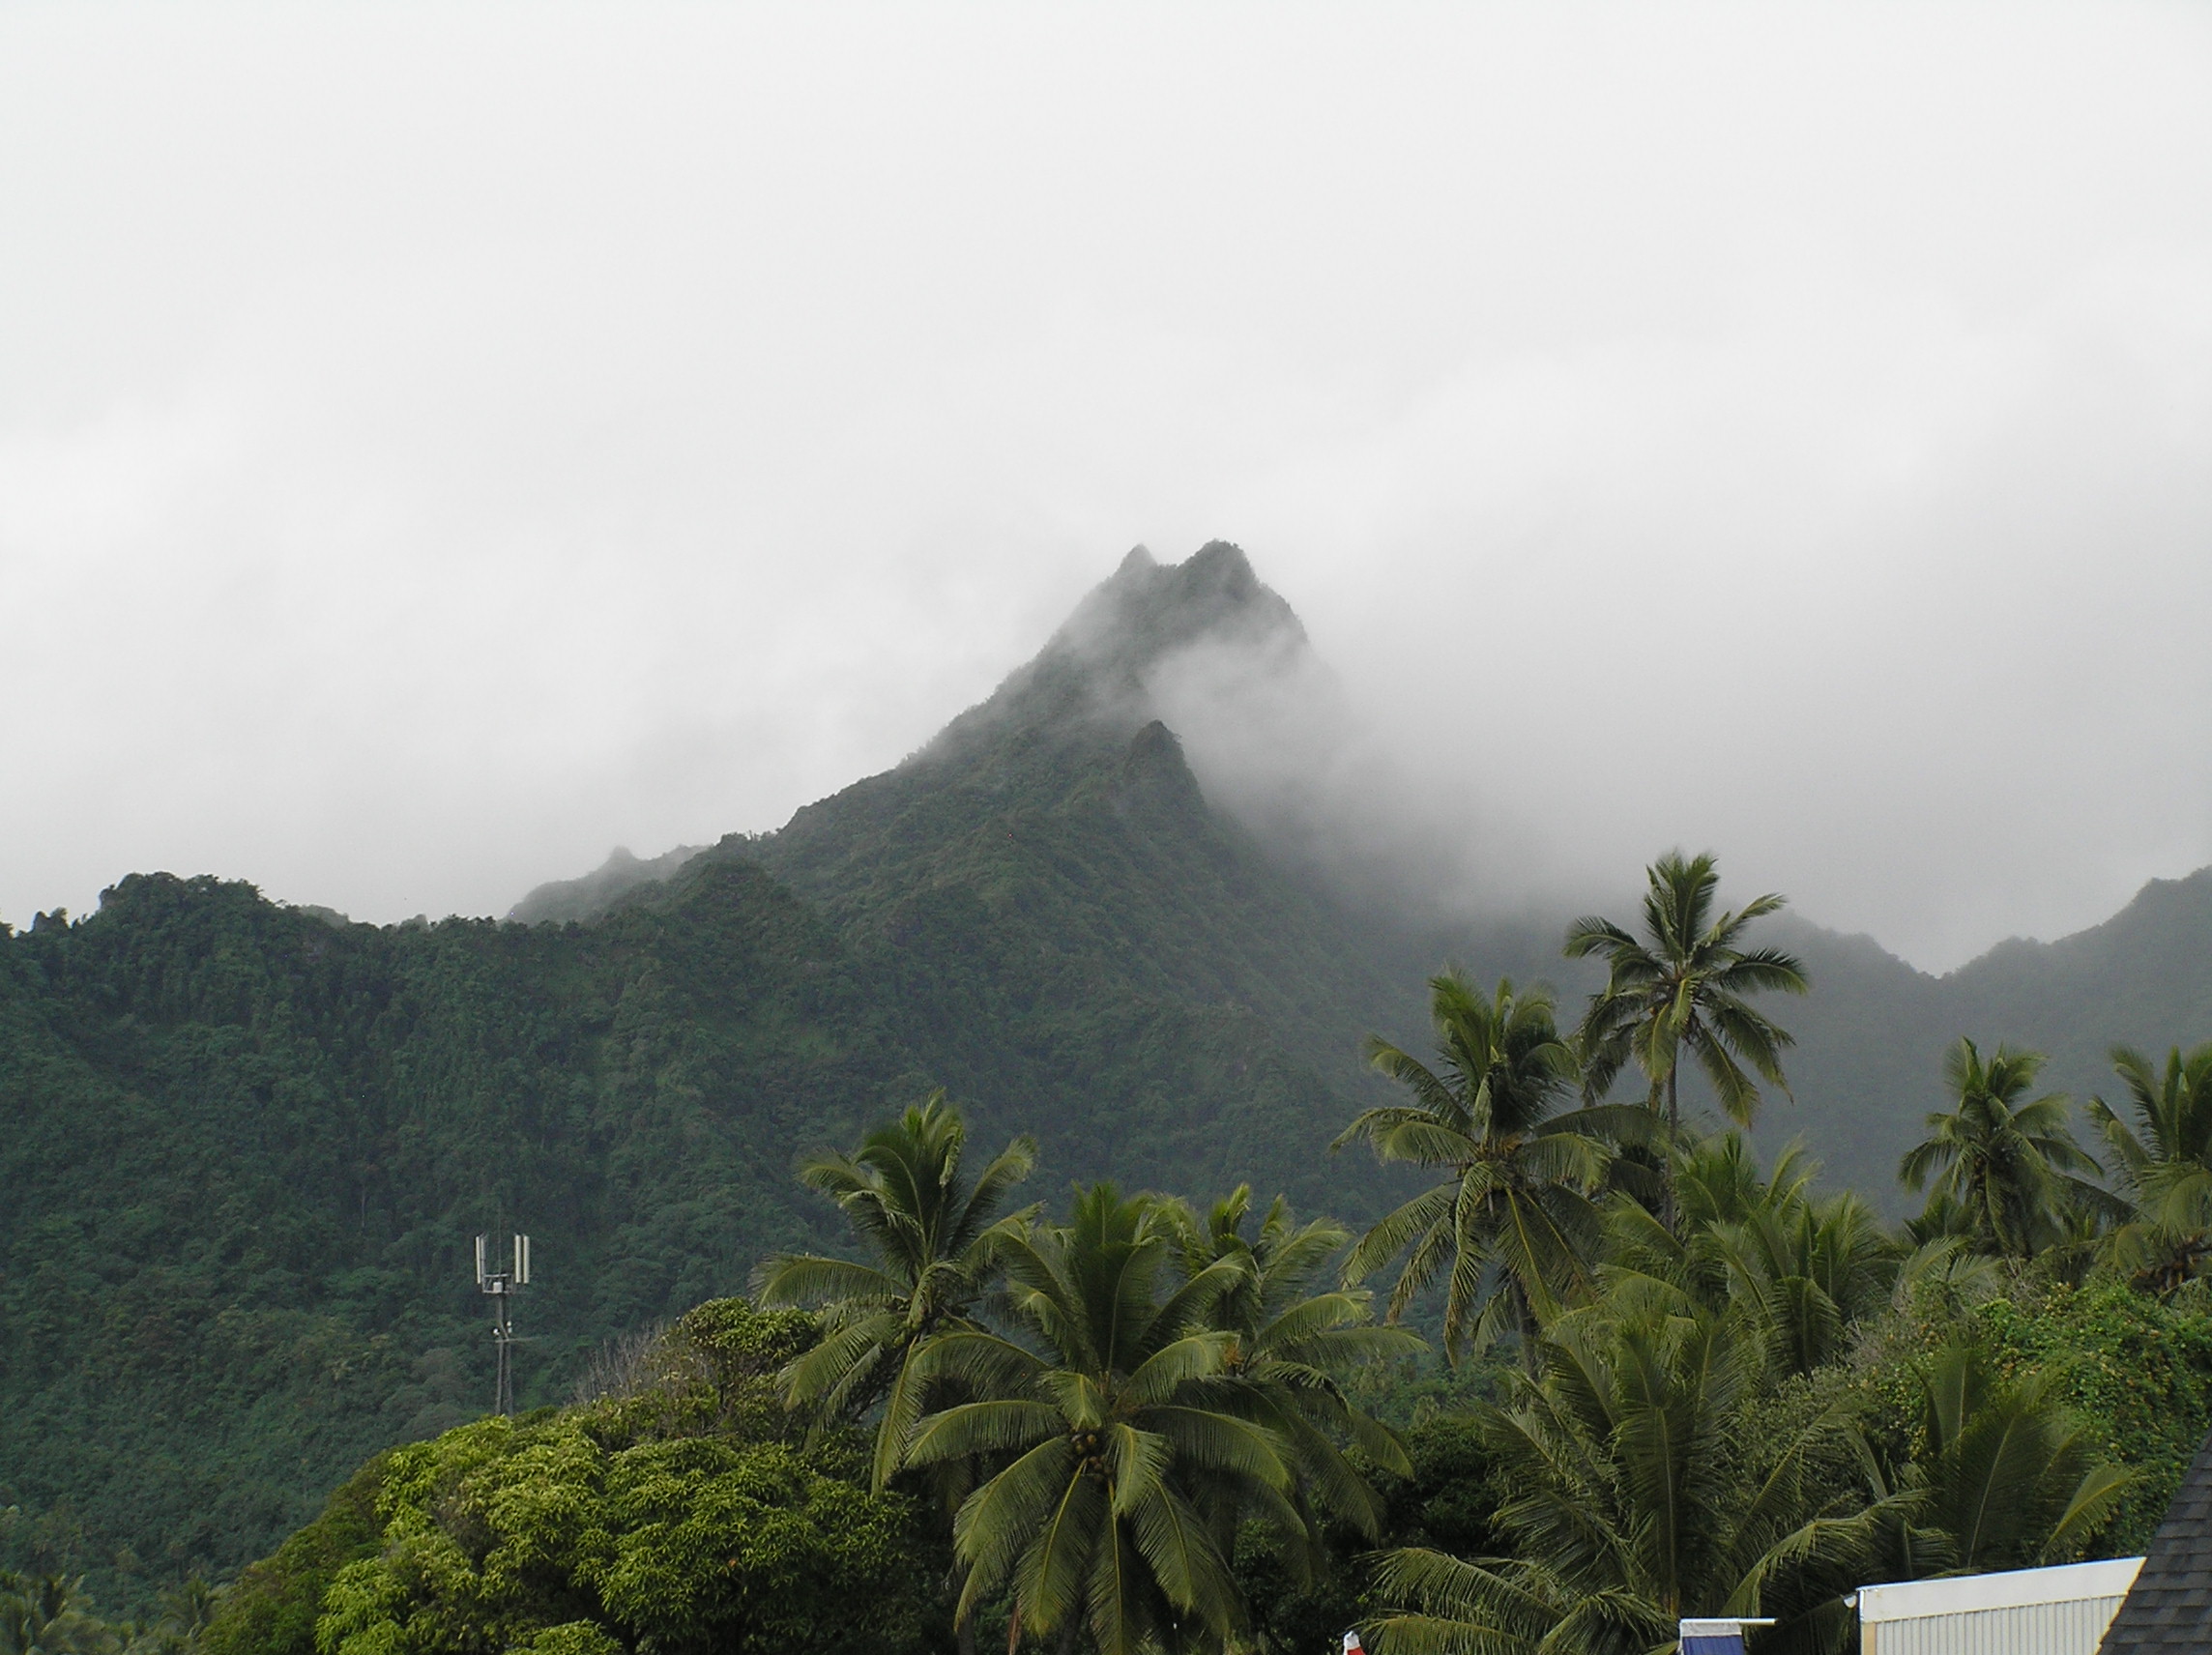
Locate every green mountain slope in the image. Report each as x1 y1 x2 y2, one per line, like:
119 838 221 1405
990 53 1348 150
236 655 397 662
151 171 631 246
0 860 934 1603
1392 882 2212 1207
1947 867 2212 1091
732 543 1410 1194
1754 871 2212 1201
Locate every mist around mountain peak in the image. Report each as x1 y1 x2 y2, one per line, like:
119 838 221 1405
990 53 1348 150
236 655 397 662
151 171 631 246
907 537 1499 930
505 538 1550 934
508 840 709 924
912 539 1306 762
508 538 2212 980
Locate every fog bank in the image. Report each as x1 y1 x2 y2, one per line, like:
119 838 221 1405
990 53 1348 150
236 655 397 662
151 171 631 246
3 4 2208 971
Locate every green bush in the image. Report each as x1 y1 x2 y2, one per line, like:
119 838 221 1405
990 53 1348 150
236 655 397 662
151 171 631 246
210 1300 930 1655
1972 1283 2212 1553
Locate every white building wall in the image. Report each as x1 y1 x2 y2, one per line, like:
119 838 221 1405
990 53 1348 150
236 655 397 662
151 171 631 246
1854 1558 2143 1655
1861 1592 2127 1655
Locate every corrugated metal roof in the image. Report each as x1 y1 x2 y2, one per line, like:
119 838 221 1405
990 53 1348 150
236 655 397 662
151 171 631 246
2099 1427 2212 1653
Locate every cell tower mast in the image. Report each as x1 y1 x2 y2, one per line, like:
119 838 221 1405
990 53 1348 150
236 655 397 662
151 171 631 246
475 1232 532 1415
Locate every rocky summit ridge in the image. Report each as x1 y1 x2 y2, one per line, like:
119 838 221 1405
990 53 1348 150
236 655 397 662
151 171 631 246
922 539 1308 759
509 541 1309 924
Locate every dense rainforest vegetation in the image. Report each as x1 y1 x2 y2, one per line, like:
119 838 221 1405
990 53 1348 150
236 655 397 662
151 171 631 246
13 848 2212 1655
6 544 2212 1651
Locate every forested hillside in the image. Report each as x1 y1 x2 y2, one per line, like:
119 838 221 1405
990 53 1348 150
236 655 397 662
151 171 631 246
1741 872 2212 1200
0 863 921 1609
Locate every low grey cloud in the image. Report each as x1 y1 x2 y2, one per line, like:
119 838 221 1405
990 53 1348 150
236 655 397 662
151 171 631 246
2 3 2207 970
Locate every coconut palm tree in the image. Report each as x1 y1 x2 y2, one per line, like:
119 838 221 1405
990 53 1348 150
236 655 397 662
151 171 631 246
2086 1042 2212 1293
1899 1040 2116 1263
1159 1187 1421 1551
1718 1186 1895 1379
1564 851 1809 1231
753 1091 1037 1490
1604 1135 1899 1379
0 1573 118 1655
1335 973 1615 1367
901 1184 1311 1655
1858 1336 2130 1578
1364 1299 1891 1655
128 1577 219 1655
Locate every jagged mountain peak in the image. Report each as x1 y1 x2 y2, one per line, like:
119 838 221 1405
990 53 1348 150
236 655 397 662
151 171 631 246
921 540 1308 763
506 541 1309 923
1056 538 1300 677
508 840 709 924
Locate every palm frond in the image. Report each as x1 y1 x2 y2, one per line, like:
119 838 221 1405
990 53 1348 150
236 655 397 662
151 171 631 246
1011 1458 1107 1638
913 1328 1048 1393
1124 1333 1233 1405
1124 1483 1237 1628
1143 1405 1293 1489
1344 1182 1458 1289
908 1399 1066 1466
2044 1463 2133 1559
751 1253 906 1307
951 1435 1080 1617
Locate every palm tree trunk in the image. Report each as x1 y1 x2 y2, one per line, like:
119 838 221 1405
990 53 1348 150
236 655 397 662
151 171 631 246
956 1605 976 1655
1663 1061 1680 1234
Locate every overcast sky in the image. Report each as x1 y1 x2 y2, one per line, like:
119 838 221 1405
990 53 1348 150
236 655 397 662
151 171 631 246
3 3 2208 971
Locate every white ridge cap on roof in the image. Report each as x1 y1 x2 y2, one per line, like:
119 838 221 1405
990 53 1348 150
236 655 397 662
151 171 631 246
1855 1557 2144 1621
